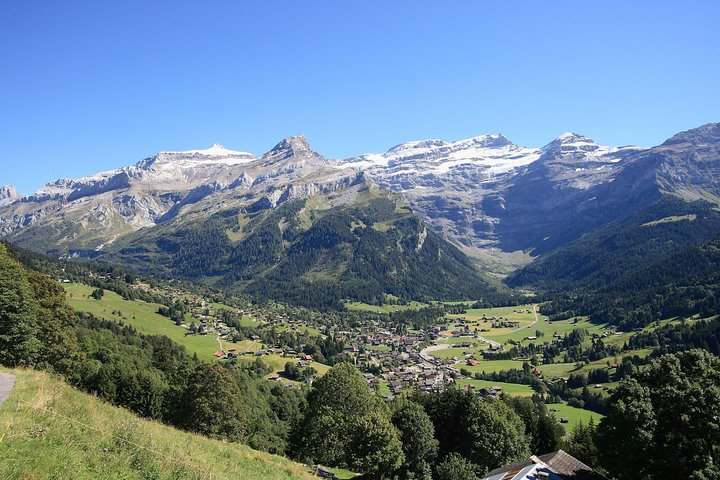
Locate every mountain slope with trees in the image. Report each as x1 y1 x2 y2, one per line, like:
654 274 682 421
100 186 511 309
508 197 720 329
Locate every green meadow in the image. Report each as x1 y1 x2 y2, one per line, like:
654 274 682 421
64 283 219 360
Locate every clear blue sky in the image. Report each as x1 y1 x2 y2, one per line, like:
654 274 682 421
1 0 718 194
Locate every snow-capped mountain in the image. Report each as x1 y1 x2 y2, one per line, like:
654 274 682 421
1 123 719 275
338 134 540 178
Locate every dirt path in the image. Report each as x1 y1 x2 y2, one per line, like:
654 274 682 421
506 304 540 335
0 372 16 406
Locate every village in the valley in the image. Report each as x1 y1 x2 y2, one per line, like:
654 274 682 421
117 277 612 400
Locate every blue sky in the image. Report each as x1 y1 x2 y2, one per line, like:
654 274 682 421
1 1 718 194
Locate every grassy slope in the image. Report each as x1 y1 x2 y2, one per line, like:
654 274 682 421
64 283 220 361
545 403 604 434
0 368 314 480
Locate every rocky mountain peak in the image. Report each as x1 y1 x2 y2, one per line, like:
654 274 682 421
0 184 20 201
465 133 514 148
264 134 321 162
538 132 605 160
269 134 311 153
660 122 720 147
385 139 449 155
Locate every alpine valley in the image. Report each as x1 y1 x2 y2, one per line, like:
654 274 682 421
2 123 720 309
3 122 720 480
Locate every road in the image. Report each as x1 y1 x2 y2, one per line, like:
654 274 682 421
422 304 540 360
506 304 540 334
0 372 16 406
419 343 450 364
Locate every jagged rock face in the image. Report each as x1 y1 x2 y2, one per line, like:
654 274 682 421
0 185 20 208
653 123 720 201
0 185 19 200
1 124 719 272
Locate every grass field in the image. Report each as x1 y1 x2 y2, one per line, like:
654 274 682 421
490 317 606 345
241 354 332 384
0 367 315 479
539 348 654 379
229 339 263 353
454 378 535 397
429 344 486 360
460 359 527 374
545 402 604 434
64 283 220 361
367 344 392 351
344 300 428 313
274 324 323 337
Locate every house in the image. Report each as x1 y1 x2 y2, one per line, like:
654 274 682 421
213 351 224 358
482 450 605 480
467 359 479 367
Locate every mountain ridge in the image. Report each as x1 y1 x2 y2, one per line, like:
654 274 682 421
1 123 719 288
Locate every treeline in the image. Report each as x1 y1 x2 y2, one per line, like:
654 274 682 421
625 316 720 356
0 243 305 453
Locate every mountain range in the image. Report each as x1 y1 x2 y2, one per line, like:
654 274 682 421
2 123 719 306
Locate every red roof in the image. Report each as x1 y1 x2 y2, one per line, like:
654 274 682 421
213 351 224 357
467 359 479 366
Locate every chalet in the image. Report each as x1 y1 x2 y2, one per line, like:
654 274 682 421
482 450 605 480
213 351 224 358
467 359 479 367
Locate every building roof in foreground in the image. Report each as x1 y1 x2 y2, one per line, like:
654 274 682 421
482 450 605 480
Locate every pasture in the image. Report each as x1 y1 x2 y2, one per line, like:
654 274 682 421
64 283 219 360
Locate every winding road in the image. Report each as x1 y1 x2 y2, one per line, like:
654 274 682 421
0 372 16 406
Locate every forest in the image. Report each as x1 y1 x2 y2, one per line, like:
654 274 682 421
509 198 720 330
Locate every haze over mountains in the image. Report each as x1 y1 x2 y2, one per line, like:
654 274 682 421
1 123 719 305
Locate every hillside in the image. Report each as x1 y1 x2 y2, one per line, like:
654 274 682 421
100 183 508 308
0 367 314 480
506 196 720 291
508 197 720 329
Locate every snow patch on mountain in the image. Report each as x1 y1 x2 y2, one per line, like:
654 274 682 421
339 133 540 177
163 143 254 158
